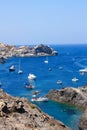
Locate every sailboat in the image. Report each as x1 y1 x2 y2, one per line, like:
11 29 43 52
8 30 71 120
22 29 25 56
18 59 23 74
44 57 48 63
72 77 79 82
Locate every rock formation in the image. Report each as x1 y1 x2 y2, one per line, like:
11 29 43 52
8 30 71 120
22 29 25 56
0 89 70 130
47 86 87 130
0 43 58 58
47 86 87 109
78 109 87 130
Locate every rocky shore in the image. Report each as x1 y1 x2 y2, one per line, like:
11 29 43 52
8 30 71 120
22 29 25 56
0 43 58 59
47 86 87 130
0 89 70 130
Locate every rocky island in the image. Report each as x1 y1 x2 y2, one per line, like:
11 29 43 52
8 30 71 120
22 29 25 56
47 86 87 130
0 89 70 130
0 43 58 59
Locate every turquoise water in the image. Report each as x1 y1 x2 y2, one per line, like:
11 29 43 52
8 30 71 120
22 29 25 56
0 44 86 130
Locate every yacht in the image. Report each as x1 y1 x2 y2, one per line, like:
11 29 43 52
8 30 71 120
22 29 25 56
72 77 79 82
79 68 87 73
31 97 48 102
28 73 36 80
24 83 34 89
44 57 48 64
18 70 23 74
57 80 62 85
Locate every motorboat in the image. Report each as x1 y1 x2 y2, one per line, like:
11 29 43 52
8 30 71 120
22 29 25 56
57 80 62 85
18 69 23 74
33 90 40 95
32 94 37 98
72 77 79 82
79 68 87 73
31 97 48 102
25 83 34 89
44 57 48 64
28 73 36 80
9 65 15 71
44 60 48 64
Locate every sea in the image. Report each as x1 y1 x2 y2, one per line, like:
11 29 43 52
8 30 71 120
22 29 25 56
1 44 87 130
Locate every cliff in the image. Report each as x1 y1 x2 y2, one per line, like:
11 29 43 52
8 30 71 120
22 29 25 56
0 89 70 130
47 86 87 130
0 43 58 58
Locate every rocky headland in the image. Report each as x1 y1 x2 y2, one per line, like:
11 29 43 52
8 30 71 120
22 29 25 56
0 89 71 130
0 43 58 59
47 86 87 130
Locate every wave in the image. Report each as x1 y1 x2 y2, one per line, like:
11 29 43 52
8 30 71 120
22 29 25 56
74 62 87 68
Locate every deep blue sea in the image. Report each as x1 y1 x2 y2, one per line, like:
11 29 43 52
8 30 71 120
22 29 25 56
1 44 87 130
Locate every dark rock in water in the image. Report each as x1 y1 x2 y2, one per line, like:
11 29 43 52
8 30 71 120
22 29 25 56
0 89 71 130
35 44 58 56
35 44 53 54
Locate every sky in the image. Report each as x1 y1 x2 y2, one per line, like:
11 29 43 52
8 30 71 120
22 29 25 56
0 0 87 45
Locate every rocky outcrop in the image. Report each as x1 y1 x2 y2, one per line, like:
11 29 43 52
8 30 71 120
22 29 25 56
47 86 87 130
34 44 58 56
0 89 70 130
0 43 58 58
47 86 87 109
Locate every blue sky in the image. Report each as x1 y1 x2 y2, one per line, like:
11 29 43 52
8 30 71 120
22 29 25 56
0 0 87 45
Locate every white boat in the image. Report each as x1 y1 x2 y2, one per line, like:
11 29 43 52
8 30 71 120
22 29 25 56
31 97 48 102
24 83 34 89
57 80 62 85
18 60 23 74
72 77 79 82
32 94 37 98
18 70 23 74
44 57 48 64
9 65 15 71
28 73 36 80
79 68 87 73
